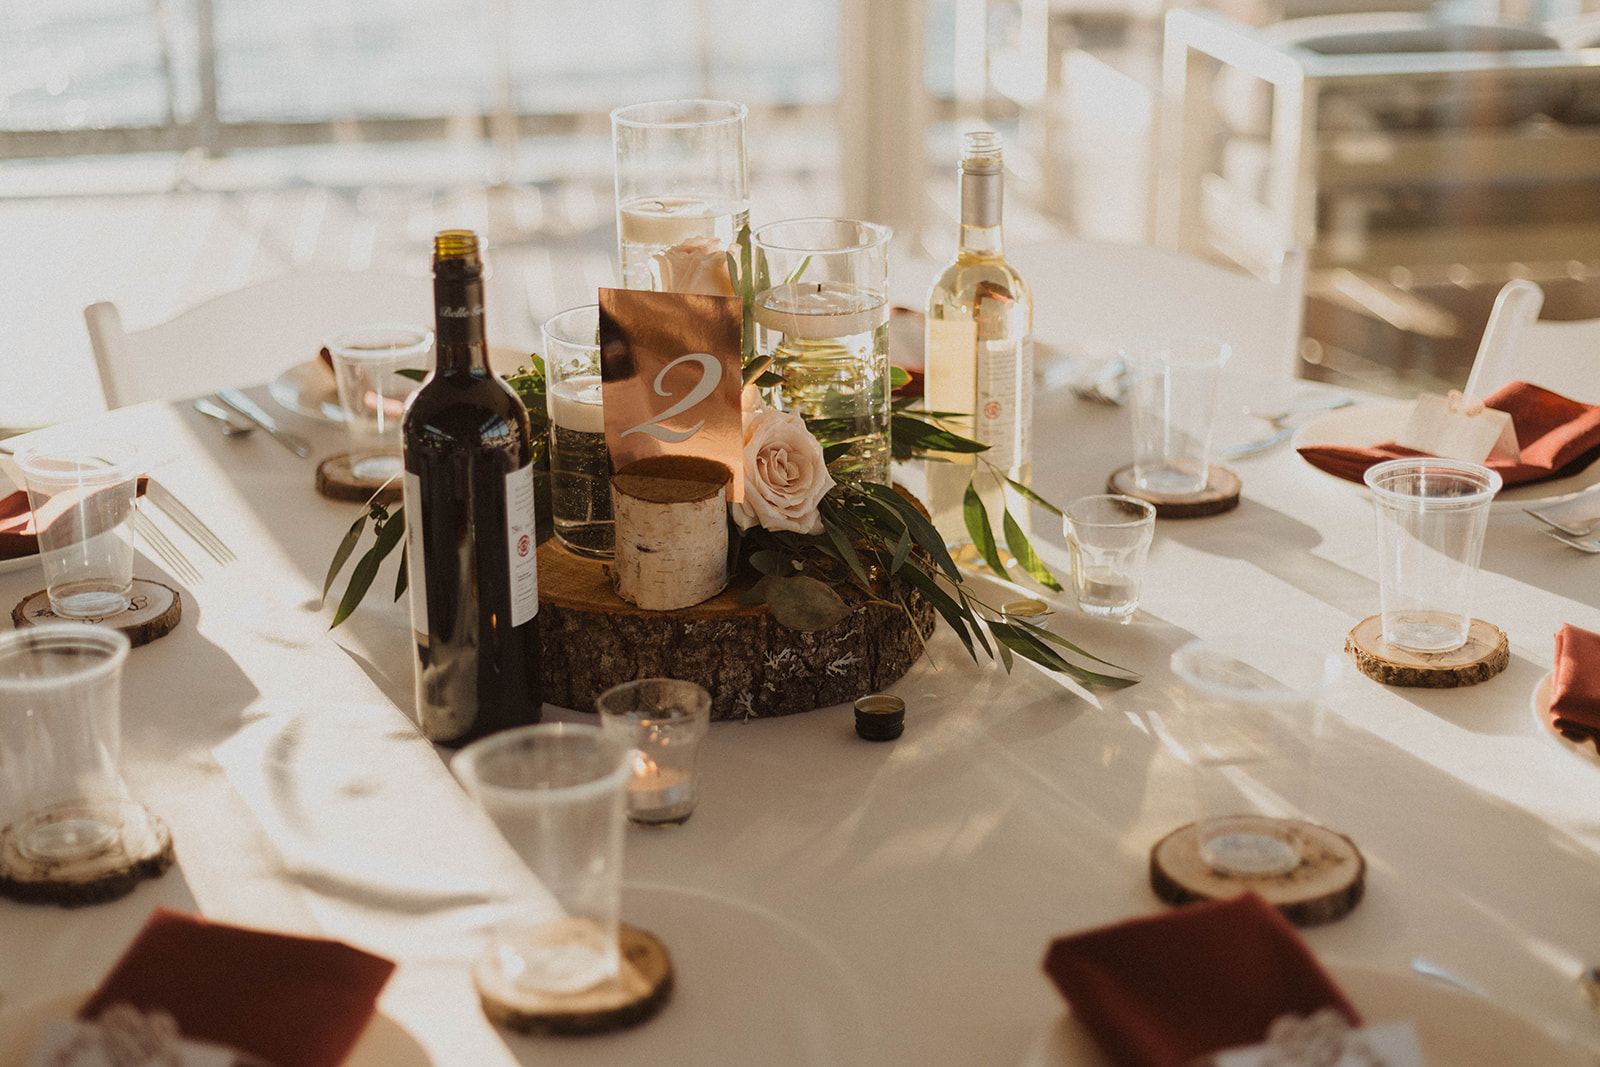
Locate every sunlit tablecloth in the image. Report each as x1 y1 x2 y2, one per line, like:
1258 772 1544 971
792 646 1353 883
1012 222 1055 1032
2 246 1599 1065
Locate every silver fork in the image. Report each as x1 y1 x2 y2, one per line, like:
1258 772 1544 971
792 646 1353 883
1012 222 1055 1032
135 509 203 585
1540 527 1600 554
145 479 235 565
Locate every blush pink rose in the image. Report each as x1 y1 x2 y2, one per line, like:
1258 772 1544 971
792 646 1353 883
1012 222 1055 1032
731 406 836 535
652 236 737 296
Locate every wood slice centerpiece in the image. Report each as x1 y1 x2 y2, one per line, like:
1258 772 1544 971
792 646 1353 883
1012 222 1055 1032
538 518 935 721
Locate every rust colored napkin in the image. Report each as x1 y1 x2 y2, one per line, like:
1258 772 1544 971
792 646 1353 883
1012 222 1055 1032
1548 624 1600 751
78 907 395 1067
1297 382 1600 488
1042 894 1360 1067
0 477 149 561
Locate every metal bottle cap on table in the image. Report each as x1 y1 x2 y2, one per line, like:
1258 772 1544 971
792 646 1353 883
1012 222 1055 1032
854 694 906 742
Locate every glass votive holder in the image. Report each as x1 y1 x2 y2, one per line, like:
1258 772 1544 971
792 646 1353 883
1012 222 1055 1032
1064 493 1157 622
596 678 711 828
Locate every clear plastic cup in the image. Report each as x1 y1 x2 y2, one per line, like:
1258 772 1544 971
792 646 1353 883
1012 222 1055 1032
0 625 134 861
453 723 632 997
15 440 140 618
1121 335 1231 495
326 322 433 481
1171 634 1343 878
1364 457 1501 653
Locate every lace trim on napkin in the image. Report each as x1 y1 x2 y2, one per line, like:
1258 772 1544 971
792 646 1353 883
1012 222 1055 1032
1199 1008 1419 1067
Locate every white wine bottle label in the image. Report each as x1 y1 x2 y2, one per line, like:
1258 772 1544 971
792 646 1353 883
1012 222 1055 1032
505 462 540 626
976 334 1033 472
925 316 978 422
402 471 428 639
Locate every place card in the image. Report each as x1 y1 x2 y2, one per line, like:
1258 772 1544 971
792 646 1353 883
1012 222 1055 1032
1396 391 1520 464
598 288 745 502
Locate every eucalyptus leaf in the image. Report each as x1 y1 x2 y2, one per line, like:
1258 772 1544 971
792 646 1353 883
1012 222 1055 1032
989 621 1139 688
889 525 912 574
1002 509 1062 592
323 511 372 601
860 482 962 584
393 543 408 601
396 367 427 382
1004 476 1065 518
331 511 406 628
764 574 852 632
895 562 979 662
963 484 1007 576
1017 619 1138 674
822 516 872 588
889 365 911 390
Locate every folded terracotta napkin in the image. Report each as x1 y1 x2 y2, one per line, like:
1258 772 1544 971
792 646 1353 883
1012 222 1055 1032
1548 624 1600 751
78 907 395 1067
0 477 149 561
1297 382 1600 488
1042 894 1360 1067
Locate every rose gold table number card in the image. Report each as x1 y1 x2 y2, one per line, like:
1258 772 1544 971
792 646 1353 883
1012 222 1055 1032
599 288 746 501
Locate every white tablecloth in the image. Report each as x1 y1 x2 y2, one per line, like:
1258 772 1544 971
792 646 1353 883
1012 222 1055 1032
3 248 1600 1065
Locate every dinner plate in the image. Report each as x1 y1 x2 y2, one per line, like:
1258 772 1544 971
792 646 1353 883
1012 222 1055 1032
0 993 429 1067
1020 962 1596 1066
268 346 538 423
0 552 39 575
1291 402 1600 506
1531 670 1600 768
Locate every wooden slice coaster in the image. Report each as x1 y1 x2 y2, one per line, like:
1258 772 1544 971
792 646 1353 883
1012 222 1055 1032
1150 819 1365 927
315 453 402 504
0 802 174 908
476 923 673 1036
1108 465 1241 519
11 579 182 648
1345 615 1509 688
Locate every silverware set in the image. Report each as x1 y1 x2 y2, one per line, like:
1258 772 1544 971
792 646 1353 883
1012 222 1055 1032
1525 486 1600 553
1218 397 1355 458
211 389 311 457
138 477 235 584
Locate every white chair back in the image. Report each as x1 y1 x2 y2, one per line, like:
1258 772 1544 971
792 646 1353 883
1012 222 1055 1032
85 271 432 409
1462 280 1600 403
1008 238 1306 380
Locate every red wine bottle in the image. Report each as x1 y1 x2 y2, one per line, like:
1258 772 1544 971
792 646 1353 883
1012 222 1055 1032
401 229 543 745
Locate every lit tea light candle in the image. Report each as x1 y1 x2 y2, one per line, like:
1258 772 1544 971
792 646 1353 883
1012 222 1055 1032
625 752 697 827
753 282 888 340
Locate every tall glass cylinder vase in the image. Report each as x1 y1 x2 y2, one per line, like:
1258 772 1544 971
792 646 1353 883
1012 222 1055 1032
752 218 892 485
611 100 750 294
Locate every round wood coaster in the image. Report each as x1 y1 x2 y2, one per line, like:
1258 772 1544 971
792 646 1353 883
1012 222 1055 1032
0 802 174 908
11 579 182 647
475 923 673 1036
1345 615 1509 688
315 453 402 504
1108 465 1241 519
1150 819 1365 927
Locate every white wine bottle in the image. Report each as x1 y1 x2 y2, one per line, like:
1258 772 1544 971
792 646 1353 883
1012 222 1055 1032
401 230 543 746
924 131 1034 549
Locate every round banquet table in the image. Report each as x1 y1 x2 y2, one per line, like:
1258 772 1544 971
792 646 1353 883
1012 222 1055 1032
1 240 1598 1066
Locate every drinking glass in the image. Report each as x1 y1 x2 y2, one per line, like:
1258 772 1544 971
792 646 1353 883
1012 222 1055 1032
541 305 613 559
15 439 140 618
596 678 711 827
453 724 632 997
752 218 892 484
326 323 433 481
1170 634 1342 878
0 625 136 862
1064 494 1156 621
1121 335 1231 495
612 99 750 293
1363 457 1500 653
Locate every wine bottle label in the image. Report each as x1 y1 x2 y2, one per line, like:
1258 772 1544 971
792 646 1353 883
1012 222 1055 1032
402 470 428 639
505 462 539 626
976 334 1034 471
925 316 977 423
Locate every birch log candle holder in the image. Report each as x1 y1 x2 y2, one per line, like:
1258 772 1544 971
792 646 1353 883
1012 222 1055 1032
610 455 732 611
